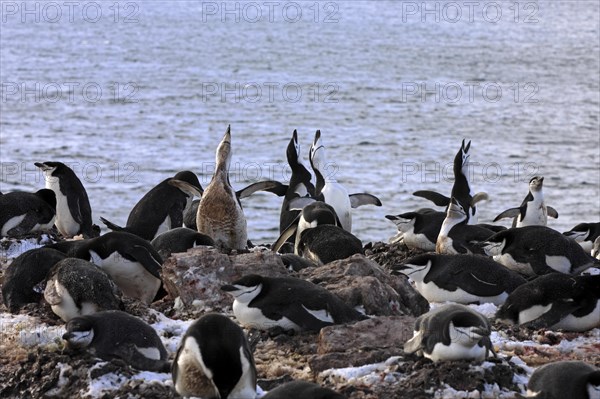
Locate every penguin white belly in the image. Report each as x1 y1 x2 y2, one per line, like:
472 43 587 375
174 337 220 398
322 183 352 231
494 253 534 276
517 201 547 227
415 280 508 305
31 217 56 233
90 251 160 304
552 300 600 332
426 341 487 362
47 179 80 237
229 346 257 399
518 304 552 325
1 214 26 236
404 231 436 251
232 300 301 331
588 384 600 399
578 240 593 253
544 255 572 274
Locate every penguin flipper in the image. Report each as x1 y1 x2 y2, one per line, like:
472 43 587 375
125 245 163 279
272 222 299 253
413 191 450 207
547 206 559 219
471 192 489 205
403 331 424 354
168 179 203 197
493 208 520 222
100 217 125 232
110 343 168 372
349 193 382 208
237 181 287 199
521 301 581 329
288 196 315 211
285 302 333 331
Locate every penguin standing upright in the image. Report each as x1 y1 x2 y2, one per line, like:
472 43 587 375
414 140 488 225
172 313 256 399
100 171 203 241
279 130 316 238
35 161 98 238
308 130 381 232
494 176 558 227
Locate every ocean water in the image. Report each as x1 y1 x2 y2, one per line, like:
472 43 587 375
1 1 598 244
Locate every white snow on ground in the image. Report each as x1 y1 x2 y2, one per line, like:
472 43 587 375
0 236 50 264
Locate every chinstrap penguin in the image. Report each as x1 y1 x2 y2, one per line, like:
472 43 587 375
496 273 600 332
151 227 214 259
63 310 169 372
526 361 600 399
404 303 494 362
385 208 445 251
564 222 600 253
262 380 346 399
44 258 123 322
48 231 164 304
393 253 526 305
221 274 367 332
493 176 558 228
2 248 66 313
414 140 488 225
436 198 495 255
172 313 256 399
100 170 203 241
308 130 381 232
35 161 98 238
481 225 599 277
0 189 56 237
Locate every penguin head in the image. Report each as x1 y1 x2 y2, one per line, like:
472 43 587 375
221 274 264 303
529 176 544 192
448 309 490 346
454 139 471 175
34 162 62 180
287 129 302 166
302 201 339 227
563 223 591 242
63 316 95 349
394 254 434 280
169 171 204 198
592 236 600 259
385 213 416 232
446 198 467 222
587 371 600 398
215 125 232 169
309 129 327 172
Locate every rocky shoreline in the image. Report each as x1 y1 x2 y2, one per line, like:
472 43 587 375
1 238 599 398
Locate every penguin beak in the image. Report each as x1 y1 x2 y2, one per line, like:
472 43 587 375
34 162 51 171
220 284 238 292
169 180 203 197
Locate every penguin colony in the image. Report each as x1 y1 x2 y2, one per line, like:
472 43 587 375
1 129 599 398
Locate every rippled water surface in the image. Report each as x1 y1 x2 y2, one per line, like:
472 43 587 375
1 1 599 243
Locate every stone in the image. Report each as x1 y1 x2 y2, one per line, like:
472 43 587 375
160 247 290 311
298 254 429 317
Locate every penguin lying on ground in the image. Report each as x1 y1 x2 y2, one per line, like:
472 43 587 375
564 222 600 253
2 248 66 313
47 231 164 304
221 274 367 332
393 253 526 305
414 140 488 225
527 361 600 399
385 208 445 251
35 161 99 238
496 273 600 332
100 171 203 241
172 313 256 399
404 303 494 362
262 380 346 399
0 189 56 237
494 176 558 228
63 310 169 372
44 258 123 322
480 225 599 277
